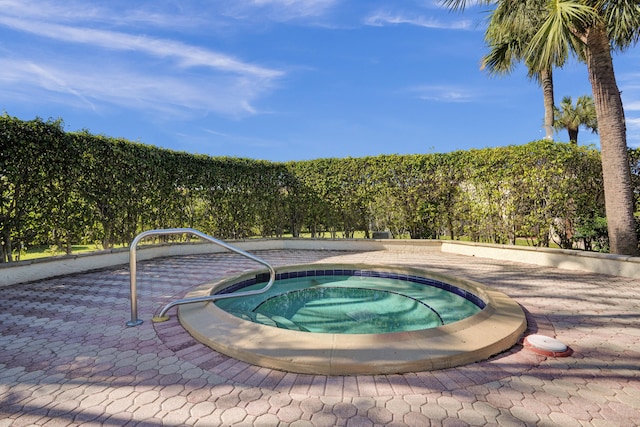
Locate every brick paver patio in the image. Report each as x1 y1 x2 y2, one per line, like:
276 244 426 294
0 248 638 426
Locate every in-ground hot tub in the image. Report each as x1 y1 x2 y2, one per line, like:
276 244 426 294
178 264 527 375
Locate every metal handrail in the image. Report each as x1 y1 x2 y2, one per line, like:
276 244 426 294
126 228 276 327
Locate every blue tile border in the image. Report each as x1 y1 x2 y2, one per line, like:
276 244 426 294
216 268 486 309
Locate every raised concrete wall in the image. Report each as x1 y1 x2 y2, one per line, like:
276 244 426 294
2 238 638 287
441 241 640 279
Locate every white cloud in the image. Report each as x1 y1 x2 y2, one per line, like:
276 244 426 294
627 117 640 148
408 85 476 102
365 10 472 30
0 0 289 120
1 0 101 22
625 101 640 111
250 0 339 18
201 127 283 149
0 0 339 40
0 16 282 80
0 0 207 29
0 58 271 117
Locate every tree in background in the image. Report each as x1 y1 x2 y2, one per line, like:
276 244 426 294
0 116 70 261
442 0 640 255
554 95 598 144
482 0 564 140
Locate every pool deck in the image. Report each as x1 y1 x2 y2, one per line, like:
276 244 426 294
1 248 639 426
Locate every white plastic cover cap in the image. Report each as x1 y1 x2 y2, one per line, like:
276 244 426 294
525 334 567 352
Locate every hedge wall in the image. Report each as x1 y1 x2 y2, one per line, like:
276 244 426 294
3 114 637 262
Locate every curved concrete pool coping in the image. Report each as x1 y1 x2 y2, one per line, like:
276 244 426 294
178 263 527 376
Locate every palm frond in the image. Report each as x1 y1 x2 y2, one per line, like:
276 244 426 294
439 0 496 12
526 0 598 70
603 0 640 49
481 42 519 74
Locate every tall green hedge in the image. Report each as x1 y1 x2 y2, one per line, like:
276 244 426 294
3 113 636 262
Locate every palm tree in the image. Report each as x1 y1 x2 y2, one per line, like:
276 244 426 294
441 0 640 255
554 95 598 144
482 0 562 140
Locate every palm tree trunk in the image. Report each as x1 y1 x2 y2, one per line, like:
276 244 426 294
541 67 554 140
585 26 638 255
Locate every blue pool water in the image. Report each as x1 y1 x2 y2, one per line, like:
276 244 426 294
214 270 484 334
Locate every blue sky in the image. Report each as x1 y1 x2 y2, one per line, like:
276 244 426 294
1 0 639 161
